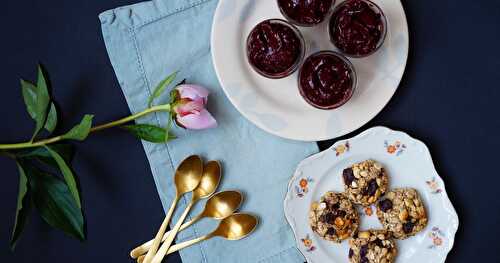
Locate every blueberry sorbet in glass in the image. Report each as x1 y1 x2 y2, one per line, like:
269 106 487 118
329 0 387 57
299 51 356 110
247 19 304 79
277 0 335 26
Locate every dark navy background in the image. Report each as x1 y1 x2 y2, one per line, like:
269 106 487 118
0 0 499 262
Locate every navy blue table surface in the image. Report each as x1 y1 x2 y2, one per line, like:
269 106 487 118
0 0 499 262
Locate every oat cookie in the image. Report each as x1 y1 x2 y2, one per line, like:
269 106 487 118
309 192 359 242
343 160 389 206
376 188 428 239
348 230 397 263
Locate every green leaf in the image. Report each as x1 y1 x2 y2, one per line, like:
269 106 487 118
10 162 32 250
44 146 81 208
44 103 58 134
15 144 74 167
165 112 174 142
148 71 178 107
123 124 176 143
20 79 38 119
37 65 49 99
21 78 57 135
61 115 94 141
29 66 51 141
24 163 85 241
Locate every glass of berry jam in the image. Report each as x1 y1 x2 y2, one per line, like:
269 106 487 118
298 51 357 110
277 0 335 27
329 0 387 57
246 19 305 79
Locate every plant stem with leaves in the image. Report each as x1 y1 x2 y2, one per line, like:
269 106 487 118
0 104 171 150
2 66 180 250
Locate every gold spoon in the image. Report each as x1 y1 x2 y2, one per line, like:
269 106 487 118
137 213 258 263
130 190 243 259
150 161 222 263
142 155 203 263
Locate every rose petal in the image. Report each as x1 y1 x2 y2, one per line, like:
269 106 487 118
174 100 205 117
176 84 209 104
176 109 217 130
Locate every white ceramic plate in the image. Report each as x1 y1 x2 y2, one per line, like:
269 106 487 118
211 0 409 141
284 127 459 262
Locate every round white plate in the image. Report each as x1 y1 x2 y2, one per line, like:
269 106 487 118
211 0 409 141
284 127 459 262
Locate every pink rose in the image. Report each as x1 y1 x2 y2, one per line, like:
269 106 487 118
172 84 217 130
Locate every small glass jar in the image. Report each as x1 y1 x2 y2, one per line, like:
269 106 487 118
298 51 357 110
329 0 387 58
277 0 335 27
246 19 305 79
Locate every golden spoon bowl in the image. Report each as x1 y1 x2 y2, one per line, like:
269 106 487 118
193 160 221 200
202 190 243 219
212 213 258 240
175 155 204 195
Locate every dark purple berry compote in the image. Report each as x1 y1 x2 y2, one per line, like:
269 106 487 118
247 19 304 79
298 51 356 109
329 0 387 57
277 0 335 26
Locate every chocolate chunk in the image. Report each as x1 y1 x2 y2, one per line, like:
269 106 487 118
403 221 415 234
335 209 347 218
343 168 355 185
373 238 384 247
360 257 369 263
330 202 340 210
366 179 378 196
326 227 336 235
320 212 335 224
360 245 368 257
348 248 354 258
379 199 393 212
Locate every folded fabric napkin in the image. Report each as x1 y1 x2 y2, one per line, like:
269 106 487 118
99 0 318 262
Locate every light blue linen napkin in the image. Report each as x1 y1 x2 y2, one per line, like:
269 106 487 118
99 0 318 262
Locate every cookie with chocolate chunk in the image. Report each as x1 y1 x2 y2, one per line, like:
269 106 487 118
309 191 359 242
376 188 428 239
343 160 389 206
348 230 397 263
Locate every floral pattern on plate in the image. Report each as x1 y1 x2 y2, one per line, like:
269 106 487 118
301 234 316 252
384 140 407 155
428 227 445 249
284 127 459 263
295 177 314 198
427 177 443 194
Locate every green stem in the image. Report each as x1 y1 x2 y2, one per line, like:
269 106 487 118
0 104 171 150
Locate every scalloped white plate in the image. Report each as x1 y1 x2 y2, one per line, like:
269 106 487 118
284 127 459 262
211 0 409 141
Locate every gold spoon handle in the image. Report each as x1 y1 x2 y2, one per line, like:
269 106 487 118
130 213 203 258
151 201 196 263
142 196 179 263
136 234 212 263
166 234 212 254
